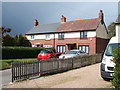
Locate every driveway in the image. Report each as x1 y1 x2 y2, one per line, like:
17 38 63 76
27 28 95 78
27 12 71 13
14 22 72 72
3 63 111 88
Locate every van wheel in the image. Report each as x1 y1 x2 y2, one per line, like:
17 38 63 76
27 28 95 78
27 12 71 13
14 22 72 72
102 77 110 81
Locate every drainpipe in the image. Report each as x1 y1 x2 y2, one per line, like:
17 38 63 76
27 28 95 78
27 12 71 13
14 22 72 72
53 33 56 51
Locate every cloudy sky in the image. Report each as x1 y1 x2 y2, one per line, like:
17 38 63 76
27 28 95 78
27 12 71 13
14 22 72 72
2 1 119 36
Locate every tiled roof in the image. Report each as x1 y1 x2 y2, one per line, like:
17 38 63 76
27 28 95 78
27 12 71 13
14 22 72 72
26 22 61 35
55 18 101 33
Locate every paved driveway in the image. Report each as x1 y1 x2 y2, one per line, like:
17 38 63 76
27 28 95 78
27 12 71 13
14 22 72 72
3 63 111 88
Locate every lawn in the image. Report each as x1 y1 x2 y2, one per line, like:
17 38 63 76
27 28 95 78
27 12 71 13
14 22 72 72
0 58 37 70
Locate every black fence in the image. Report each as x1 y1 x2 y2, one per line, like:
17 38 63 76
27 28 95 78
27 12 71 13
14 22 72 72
12 54 102 82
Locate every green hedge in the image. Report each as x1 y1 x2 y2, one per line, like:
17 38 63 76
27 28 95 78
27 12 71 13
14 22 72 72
2 47 54 59
111 48 120 89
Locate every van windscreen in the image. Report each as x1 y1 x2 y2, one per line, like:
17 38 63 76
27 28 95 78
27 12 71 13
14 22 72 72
105 43 120 56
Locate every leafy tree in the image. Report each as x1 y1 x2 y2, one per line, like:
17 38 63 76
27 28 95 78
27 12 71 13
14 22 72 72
108 22 116 39
2 34 16 46
2 34 31 47
1 26 11 39
14 34 31 47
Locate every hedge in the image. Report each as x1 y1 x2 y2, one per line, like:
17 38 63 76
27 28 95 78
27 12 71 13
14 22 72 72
112 48 120 90
111 48 120 89
2 47 54 59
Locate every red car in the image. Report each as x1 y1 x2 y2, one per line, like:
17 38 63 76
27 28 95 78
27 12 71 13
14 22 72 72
37 50 56 60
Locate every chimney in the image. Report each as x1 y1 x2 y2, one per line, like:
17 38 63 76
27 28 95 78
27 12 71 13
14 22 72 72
61 15 66 23
34 19 38 27
99 10 104 23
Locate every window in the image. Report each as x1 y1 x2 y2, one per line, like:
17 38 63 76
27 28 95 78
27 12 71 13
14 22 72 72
57 45 65 53
78 45 89 54
30 35 34 39
58 33 64 39
105 43 120 56
45 34 50 40
80 31 87 38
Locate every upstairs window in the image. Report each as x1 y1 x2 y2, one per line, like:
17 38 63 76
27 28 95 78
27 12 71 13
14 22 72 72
45 34 50 40
80 31 87 38
58 33 64 39
30 35 34 39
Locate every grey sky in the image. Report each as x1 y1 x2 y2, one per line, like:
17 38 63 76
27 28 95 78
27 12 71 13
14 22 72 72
2 2 118 36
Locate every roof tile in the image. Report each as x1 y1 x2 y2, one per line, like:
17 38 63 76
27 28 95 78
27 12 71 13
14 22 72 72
55 18 101 32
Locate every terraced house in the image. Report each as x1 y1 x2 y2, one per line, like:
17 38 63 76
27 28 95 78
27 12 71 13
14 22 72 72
26 10 109 55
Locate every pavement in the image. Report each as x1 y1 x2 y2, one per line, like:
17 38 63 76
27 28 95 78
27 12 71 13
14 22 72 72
1 69 12 86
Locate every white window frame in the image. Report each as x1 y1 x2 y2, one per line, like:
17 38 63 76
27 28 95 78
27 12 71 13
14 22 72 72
45 34 50 40
58 33 64 39
80 31 87 38
57 45 65 53
78 45 89 54
30 35 34 39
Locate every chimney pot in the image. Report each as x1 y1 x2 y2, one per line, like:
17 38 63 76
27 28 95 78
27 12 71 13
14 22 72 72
34 19 38 27
99 10 104 23
61 15 66 23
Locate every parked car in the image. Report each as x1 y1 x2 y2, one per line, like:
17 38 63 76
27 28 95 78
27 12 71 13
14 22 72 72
59 50 87 59
37 50 56 60
101 36 120 80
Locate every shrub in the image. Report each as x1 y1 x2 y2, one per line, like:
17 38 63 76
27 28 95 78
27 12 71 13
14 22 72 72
2 47 54 59
111 48 120 89
0 62 11 70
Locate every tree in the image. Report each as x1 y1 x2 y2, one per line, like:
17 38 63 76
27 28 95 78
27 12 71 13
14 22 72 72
2 34 31 47
1 26 11 39
107 22 116 39
2 34 16 46
14 34 31 47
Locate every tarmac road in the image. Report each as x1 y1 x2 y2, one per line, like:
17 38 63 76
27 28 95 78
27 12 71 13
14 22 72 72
1 69 12 86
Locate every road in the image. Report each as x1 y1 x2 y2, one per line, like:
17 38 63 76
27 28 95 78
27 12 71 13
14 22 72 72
1 69 12 86
3 63 111 88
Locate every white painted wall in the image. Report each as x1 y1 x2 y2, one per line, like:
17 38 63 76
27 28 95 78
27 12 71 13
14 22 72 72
64 32 80 38
26 31 96 40
55 31 96 38
116 24 120 42
87 31 96 38
26 34 54 40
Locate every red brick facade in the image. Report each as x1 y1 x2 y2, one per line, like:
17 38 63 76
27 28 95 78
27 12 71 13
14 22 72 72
29 37 109 55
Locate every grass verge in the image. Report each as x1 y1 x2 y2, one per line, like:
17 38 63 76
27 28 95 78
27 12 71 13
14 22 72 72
0 58 37 70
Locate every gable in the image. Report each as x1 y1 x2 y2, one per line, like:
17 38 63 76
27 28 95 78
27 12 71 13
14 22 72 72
96 22 108 39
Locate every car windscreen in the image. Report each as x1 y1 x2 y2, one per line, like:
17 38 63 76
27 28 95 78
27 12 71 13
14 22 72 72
66 51 77 54
105 43 120 56
40 50 52 54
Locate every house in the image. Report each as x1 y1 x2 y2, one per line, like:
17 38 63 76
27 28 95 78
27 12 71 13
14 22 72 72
26 10 109 55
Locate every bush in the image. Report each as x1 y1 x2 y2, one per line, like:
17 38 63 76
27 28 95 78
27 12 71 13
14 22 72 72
2 47 54 59
111 48 120 89
0 62 11 70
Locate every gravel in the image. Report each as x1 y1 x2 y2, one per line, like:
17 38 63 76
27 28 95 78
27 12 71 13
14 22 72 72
3 63 111 88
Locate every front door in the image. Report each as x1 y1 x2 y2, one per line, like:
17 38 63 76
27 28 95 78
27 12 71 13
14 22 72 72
67 44 77 50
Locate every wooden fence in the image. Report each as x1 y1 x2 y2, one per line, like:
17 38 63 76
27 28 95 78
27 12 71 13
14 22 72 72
12 54 102 82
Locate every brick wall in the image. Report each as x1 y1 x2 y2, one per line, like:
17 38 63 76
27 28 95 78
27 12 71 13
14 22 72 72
29 37 109 55
96 38 109 53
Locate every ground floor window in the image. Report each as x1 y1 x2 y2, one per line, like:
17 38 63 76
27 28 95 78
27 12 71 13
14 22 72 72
57 45 65 53
78 45 89 54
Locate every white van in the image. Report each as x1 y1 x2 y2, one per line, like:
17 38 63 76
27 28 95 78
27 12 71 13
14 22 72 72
101 36 120 80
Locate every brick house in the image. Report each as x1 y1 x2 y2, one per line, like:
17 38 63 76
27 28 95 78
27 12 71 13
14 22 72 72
26 10 109 55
